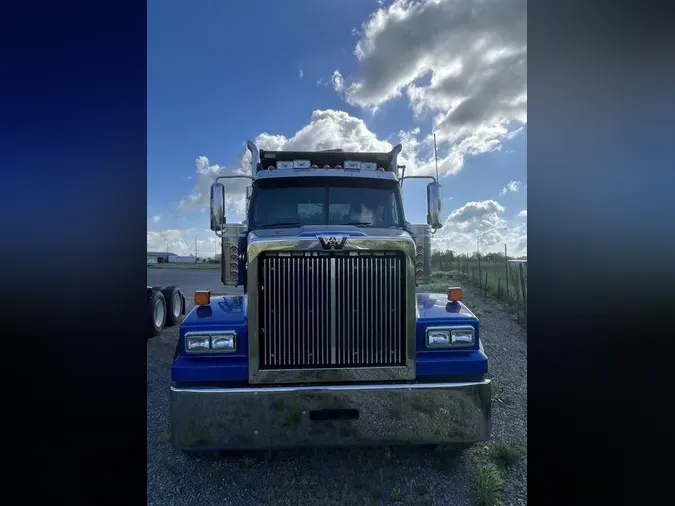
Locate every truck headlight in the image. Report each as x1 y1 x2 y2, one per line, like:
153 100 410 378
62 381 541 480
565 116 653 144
211 333 236 351
425 326 475 348
186 335 210 351
185 331 237 353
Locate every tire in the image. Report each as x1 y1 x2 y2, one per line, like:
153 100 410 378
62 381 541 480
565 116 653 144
158 285 184 327
147 290 167 339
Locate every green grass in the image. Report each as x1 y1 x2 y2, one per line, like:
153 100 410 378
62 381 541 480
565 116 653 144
490 442 526 469
471 440 526 506
148 262 220 269
490 379 509 405
474 462 505 506
426 262 528 325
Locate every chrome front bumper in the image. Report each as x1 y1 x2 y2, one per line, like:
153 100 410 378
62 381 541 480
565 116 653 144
170 380 491 451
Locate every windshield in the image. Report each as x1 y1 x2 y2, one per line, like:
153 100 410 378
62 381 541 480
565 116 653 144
250 179 403 229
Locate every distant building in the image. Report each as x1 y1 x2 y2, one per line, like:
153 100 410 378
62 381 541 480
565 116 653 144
168 255 196 264
147 251 177 263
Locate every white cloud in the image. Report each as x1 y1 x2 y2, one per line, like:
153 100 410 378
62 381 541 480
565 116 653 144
499 180 521 195
178 109 417 220
518 209 527 218
147 228 222 258
299 68 304 79
178 154 251 217
331 70 344 92
431 199 527 256
151 215 161 223
341 0 526 172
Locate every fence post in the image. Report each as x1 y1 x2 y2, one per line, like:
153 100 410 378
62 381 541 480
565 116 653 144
497 277 501 297
484 272 488 297
478 254 482 291
514 278 520 323
505 244 509 299
519 263 527 322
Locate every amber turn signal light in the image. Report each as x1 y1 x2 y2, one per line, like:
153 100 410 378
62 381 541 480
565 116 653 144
447 287 463 302
194 290 211 306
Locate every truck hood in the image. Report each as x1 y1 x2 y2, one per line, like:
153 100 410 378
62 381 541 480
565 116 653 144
248 225 412 241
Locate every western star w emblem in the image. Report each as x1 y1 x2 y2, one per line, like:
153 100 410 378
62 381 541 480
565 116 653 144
318 235 348 250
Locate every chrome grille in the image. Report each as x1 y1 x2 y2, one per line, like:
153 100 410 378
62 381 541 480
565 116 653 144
259 252 406 369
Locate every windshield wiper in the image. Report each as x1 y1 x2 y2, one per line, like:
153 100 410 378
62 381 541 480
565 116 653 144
257 222 303 229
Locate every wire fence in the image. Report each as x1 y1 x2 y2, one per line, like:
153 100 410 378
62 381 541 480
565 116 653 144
430 255 528 325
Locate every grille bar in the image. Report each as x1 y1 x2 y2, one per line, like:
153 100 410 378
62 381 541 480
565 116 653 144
260 253 405 369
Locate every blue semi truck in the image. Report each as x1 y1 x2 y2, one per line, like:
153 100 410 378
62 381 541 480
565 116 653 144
169 141 491 452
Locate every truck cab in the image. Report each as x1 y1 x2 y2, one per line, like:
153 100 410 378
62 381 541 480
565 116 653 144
170 141 491 452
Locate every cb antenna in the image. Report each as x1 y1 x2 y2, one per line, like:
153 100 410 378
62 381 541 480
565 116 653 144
433 132 439 182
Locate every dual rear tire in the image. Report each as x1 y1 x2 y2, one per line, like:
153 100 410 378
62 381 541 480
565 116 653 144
147 285 184 338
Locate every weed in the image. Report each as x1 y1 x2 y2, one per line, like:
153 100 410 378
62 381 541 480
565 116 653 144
490 442 525 469
474 462 505 506
391 487 403 501
490 379 508 404
240 456 257 468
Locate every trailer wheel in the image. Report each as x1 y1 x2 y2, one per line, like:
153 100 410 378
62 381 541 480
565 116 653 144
147 290 167 338
158 285 184 327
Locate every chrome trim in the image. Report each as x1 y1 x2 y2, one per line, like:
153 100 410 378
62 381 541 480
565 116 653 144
408 224 432 284
424 325 475 349
220 224 247 287
330 257 336 364
247 229 417 384
184 331 237 354
170 380 491 451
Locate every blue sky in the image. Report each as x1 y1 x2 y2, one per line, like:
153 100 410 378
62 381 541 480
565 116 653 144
147 0 527 257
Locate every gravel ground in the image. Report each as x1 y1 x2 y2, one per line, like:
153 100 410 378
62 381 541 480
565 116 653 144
147 285 527 506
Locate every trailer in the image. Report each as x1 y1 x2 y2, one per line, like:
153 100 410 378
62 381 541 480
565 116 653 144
169 140 491 453
147 285 186 338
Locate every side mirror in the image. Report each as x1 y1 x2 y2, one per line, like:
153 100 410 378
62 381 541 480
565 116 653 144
210 183 226 231
426 181 442 229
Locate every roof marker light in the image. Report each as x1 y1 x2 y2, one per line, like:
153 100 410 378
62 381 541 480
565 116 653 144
194 290 211 306
448 287 463 302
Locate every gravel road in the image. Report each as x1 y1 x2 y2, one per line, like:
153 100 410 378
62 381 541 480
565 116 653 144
147 284 527 505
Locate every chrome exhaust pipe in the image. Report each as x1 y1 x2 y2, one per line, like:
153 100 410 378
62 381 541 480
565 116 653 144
246 140 260 176
391 143 403 172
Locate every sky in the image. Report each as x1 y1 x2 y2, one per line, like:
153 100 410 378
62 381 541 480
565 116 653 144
147 0 527 258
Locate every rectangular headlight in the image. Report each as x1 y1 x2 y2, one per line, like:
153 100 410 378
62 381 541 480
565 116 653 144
186 335 210 352
211 332 236 351
185 331 237 353
425 326 475 348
